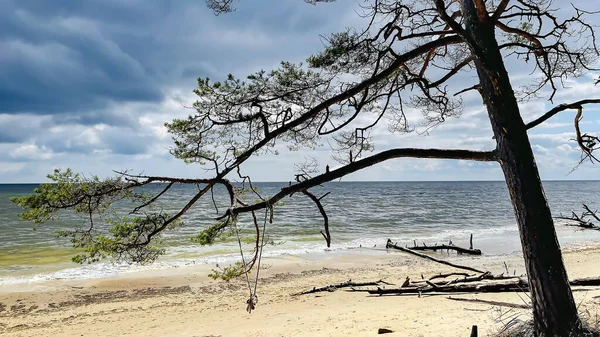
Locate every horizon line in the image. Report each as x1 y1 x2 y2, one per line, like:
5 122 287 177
2 179 599 184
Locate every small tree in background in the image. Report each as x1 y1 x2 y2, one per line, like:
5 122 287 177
13 0 600 335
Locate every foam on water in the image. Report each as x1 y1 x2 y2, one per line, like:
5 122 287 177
0 224 548 285
2 181 600 285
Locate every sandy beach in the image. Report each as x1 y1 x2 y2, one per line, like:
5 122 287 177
1 246 599 337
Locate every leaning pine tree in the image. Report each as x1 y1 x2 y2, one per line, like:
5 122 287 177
12 0 600 336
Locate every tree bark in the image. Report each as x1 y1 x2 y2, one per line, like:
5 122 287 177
460 0 579 335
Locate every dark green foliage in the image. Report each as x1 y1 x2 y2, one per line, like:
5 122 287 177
11 169 185 264
208 262 245 281
191 220 232 245
11 168 134 224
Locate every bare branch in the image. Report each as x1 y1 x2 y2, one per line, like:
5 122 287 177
131 182 174 214
225 147 496 217
491 0 511 22
302 189 331 247
525 99 600 129
573 106 600 165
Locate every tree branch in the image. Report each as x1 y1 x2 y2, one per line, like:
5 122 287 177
525 99 600 130
302 189 331 247
225 148 496 217
215 35 464 179
491 0 511 22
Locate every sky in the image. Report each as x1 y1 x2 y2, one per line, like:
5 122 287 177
1 0 599 183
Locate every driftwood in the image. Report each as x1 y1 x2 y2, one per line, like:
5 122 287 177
408 244 482 255
293 238 600 300
386 239 485 274
407 234 482 255
369 279 530 295
557 204 600 230
428 272 471 280
368 276 600 295
411 272 522 287
447 296 531 309
291 279 392 296
569 276 600 286
566 222 600 230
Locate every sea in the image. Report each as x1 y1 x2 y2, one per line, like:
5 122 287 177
1 181 600 285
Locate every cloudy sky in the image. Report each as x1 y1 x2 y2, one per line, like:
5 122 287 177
1 0 599 183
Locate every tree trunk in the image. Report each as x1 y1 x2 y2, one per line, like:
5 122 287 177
460 0 579 335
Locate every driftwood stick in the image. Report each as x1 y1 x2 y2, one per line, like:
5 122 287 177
408 244 482 255
412 272 517 288
557 204 600 230
369 276 600 295
569 276 600 286
291 279 393 296
386 239 485 274
447 296 531 309
413 273 487 286
370 279 530 295
583 204 600 222
428 272 472 281
557 215 600 230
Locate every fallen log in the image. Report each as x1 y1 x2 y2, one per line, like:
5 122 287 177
291 279 392 296
368 276 600 295
428 272 471 280
569 276 600 286
409 244 482 255
369 279 530 295
386 239 485 274
411 272 521 287
566 222 600 230
557 204 600 230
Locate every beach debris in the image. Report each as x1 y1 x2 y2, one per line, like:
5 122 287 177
557 204 600 231
407 243 481 255
368 276 600 295
428 272 471 280
377 328 394 334
404 234 482 255
293 239 600 299
387 239 485 273
290 279 393 296
368 239 600 295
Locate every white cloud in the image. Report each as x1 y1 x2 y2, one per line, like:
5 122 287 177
10 144 54 160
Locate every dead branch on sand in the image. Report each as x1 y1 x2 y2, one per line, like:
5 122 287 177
291 279 393 296
557 204 600 231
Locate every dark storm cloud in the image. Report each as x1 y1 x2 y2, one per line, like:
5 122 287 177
0 114 49 144
0 0 352 118
50 109 139 128
0 0 167 115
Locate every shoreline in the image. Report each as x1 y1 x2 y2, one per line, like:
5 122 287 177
1 245 600 336
2 224 599 286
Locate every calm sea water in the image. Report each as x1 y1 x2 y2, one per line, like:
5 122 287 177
1 181 600 284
